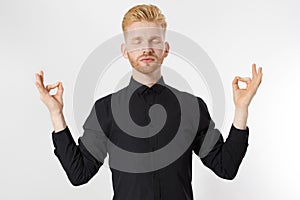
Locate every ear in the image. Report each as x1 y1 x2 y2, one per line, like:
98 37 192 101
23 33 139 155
121 43 128 59
163 41 170 58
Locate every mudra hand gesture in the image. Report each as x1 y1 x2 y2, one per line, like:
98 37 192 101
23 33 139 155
232 63 263 109
35 70 64 115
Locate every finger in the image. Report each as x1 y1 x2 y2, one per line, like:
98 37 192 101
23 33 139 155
56 82 64 97
252 63 257 78
236 76 251 83
45 82 60 91
58 82 64 92
35 73 45 88
35 81 47 95
39 70 44 82
256 67 263 85
38 70 44 86
232 76 240 90
252 66 263 83
258 66 263 76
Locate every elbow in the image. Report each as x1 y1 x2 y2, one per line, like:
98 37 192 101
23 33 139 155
220 173 237 180
215 168 238 180
69 180 85 186
68 174 89 186
66 162 100 186
69 178 86 186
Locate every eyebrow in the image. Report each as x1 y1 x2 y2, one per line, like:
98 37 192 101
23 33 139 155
130 36 142 40
129 36 162 40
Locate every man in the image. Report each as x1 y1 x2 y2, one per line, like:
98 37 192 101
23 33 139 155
35 4 263 200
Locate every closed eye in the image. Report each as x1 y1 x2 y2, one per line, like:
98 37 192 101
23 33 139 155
152 39 161 43
132 40 141 44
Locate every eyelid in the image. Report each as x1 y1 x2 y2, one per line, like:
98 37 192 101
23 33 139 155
131 36 162 40
127 37 163 46
152 39 161 42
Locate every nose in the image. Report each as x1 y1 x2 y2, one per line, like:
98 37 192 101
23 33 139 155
141 40 154 53
143 47 153 54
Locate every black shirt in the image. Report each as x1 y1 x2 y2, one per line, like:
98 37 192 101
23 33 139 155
51 75 249 200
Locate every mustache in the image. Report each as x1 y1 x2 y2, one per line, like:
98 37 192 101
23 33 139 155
138 52 157 60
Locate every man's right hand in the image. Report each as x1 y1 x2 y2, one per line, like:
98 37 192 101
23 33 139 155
35 70 67 132
35 70 64 115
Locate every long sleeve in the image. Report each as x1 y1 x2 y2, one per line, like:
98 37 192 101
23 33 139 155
51 99 109 186
52 126 103 186
192 97 249 180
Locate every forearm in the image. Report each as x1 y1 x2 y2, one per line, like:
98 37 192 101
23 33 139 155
233 106 248 130
196 97 249 180
52 127 102 186
51 112 67 133
200 123 249 180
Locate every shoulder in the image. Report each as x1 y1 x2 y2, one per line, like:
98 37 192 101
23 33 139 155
165 84 208 108
93 86 129 115
94 93 112 106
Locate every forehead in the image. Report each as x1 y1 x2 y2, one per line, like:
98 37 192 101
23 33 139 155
124 21 164 39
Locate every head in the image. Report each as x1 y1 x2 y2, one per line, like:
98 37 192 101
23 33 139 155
121 4 170 75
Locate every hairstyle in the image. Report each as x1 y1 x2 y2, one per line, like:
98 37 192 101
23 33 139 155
122 4 167 32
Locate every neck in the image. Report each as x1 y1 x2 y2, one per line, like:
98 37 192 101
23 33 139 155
132 67 162 88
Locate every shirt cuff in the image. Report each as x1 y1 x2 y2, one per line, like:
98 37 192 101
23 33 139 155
228 123 249 142
51 126 73 148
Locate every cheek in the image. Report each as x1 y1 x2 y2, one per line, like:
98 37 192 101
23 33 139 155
127 51 140 60
154 50 164 58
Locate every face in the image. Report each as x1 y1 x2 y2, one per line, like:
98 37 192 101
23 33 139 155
121 21 170 74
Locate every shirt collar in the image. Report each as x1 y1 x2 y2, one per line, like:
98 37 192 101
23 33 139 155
128 75 166 95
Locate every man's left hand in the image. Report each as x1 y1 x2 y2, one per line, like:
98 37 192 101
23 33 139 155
232 63 263 109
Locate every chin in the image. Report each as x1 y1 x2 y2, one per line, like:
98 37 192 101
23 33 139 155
136 69 155 74
142 64 161 71
134 67 156 74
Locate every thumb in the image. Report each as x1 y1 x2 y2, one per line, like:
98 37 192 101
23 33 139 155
45 82 60 91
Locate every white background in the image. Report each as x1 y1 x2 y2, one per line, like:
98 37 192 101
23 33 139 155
1 0 299 199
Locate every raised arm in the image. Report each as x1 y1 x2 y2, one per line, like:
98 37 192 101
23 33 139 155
192 64 263 180
35 70 66 132
35 70 107 186
193 97 249 180
51 126 103 186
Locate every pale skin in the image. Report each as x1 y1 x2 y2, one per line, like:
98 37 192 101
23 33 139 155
35 21 262 132
232 63 263 129
35 71 67 132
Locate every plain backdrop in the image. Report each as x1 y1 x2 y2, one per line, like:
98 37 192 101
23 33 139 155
1 0 299 199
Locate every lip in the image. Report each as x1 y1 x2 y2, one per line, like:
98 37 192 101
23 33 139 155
140 57 155 62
